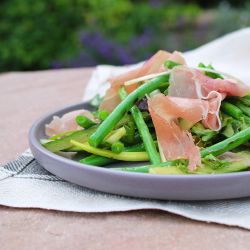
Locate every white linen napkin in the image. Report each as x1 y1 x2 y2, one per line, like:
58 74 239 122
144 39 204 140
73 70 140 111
83 28 250 101
1 28 250 230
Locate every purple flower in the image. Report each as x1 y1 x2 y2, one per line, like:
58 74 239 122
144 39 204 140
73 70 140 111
53 27 163 68
149 0 163 8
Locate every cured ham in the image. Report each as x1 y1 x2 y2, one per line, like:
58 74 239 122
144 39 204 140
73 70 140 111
148 94 204 170
201 91 224 131
168 66 250 130
168 66 250 99
100 50 186 112
148 94 209 124
45 109 96 137
194 70 250 97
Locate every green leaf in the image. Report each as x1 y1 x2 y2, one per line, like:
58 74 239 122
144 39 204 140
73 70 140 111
191 122 218 144
164 60 181 69
201 154 229 170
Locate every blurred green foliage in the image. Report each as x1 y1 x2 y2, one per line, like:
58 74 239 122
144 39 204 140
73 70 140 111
0 0 84 70
1 0 250 71
83 0 199 42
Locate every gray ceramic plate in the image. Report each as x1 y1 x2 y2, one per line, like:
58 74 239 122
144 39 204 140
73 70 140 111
29 102 250 200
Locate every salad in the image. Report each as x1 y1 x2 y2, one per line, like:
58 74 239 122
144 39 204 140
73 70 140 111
42 50 250 174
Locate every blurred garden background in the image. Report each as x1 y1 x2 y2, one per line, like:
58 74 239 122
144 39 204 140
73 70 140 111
1 0 250 72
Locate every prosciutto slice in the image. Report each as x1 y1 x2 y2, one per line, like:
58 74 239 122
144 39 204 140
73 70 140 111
100 50 186 112
168 66 250 130
194 70 250 97
148 94 207 170
45 109 96 137
201 91 224 130
169 66 250 99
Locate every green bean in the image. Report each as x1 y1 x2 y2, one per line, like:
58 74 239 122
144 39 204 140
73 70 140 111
80 155 115 166
89 74 169 147
198 62 223 79
119 87 161 164
164 60 181 69
221 101 250 123
239 95 250 106
98 110 109 121
200 127 250 157
111 141 124 153
234 100 250 117
76 115 96 129
221 102 243 119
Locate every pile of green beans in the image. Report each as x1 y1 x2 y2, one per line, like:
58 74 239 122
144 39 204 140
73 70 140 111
116 127 250 173
88 74 170 147
119 86 161 165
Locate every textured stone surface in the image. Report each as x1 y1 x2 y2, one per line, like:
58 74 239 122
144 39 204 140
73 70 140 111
0 68 249 250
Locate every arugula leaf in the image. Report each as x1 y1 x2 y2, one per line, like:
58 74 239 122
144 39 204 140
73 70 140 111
191 122 218 145
201 154 229 170
222 116 248 138
164 60 181 69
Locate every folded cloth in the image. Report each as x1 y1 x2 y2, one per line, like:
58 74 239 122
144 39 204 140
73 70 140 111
1 28 250 230
1 149 250 230
83 28 250 101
